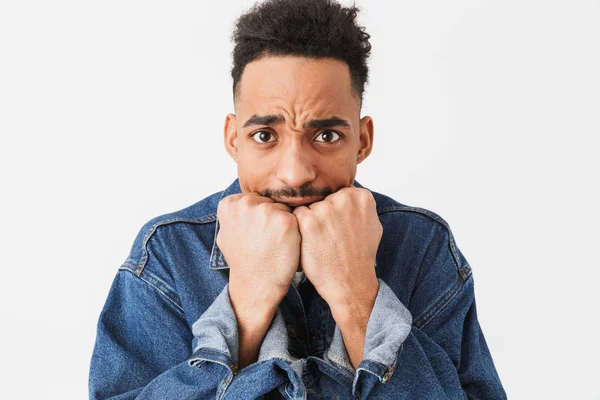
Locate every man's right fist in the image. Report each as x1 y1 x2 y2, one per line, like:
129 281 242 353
216 193 300 321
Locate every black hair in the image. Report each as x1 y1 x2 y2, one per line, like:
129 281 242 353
231 0 372 106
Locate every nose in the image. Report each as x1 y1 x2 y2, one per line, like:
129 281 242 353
275 140 316 189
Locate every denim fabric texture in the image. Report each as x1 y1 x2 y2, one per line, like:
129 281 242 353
89 178 507 399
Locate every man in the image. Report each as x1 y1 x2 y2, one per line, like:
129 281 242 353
89 0 506 398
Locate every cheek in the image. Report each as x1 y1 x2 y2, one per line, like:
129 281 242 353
236 146 274 191
237 166 268 194
316 152 357 185
320 147 357 170
237 140 276 163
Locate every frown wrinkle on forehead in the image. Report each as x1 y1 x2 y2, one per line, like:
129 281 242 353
235 56 360 125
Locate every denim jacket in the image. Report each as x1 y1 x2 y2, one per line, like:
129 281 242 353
89 178 506 399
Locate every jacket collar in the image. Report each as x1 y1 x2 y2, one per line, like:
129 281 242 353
209 178 365 270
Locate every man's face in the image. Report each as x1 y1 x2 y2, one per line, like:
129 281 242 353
224 55 374 207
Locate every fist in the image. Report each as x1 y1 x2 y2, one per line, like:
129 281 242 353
216 193 300 315
292 187 382 309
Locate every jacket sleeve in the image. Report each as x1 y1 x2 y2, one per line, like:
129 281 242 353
89 237 304 399
318 227 507 399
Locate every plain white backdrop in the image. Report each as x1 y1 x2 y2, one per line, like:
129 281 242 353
1 0 598 398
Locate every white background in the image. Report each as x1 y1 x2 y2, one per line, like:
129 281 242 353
1 0 598 398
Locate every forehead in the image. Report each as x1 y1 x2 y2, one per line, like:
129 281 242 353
236 56 359 117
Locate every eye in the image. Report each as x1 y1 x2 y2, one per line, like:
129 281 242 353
251 130 277 143
314 130 342 143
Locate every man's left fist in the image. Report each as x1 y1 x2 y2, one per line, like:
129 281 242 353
292 187 382 320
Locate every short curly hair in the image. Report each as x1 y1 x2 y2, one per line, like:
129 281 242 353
231 0 372 106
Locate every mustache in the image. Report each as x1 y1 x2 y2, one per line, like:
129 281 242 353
261 185 333 199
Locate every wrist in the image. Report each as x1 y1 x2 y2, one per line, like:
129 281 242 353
329 279 379 329
236 311 274 369
231 288 280 369
229 283 282 326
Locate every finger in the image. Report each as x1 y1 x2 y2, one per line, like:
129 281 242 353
243 192 272 200
240 192 275 205
245 195 292 213
292 205 310 218
324 186 359 207
268 202 293 213
333 186 358 196
307 198 326 211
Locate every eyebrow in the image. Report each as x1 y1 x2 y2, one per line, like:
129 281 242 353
242 114 350 130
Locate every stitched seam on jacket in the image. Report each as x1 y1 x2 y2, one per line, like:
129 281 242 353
377 206 474 329
377 206 467 279
415 273 473 330
137 215 217 274
119 265 185 314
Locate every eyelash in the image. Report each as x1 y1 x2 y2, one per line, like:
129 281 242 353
250 129 344 144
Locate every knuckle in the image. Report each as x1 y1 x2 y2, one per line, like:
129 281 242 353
216 202 227 219
280 213 297 229
338 189 351 199
336 192 351 206
356 188 375 206
257 201 270 212
301 214 319 231
218 194 241 213
218 196 230 209
239 194 251 206
258 202 279 218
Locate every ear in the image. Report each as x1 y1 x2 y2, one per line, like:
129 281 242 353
224 113 238 162
357 115 374 164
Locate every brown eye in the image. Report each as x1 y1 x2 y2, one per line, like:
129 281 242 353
252 130 277 143
314 130 341 143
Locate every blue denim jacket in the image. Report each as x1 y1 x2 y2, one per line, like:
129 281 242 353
89 178 506 399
